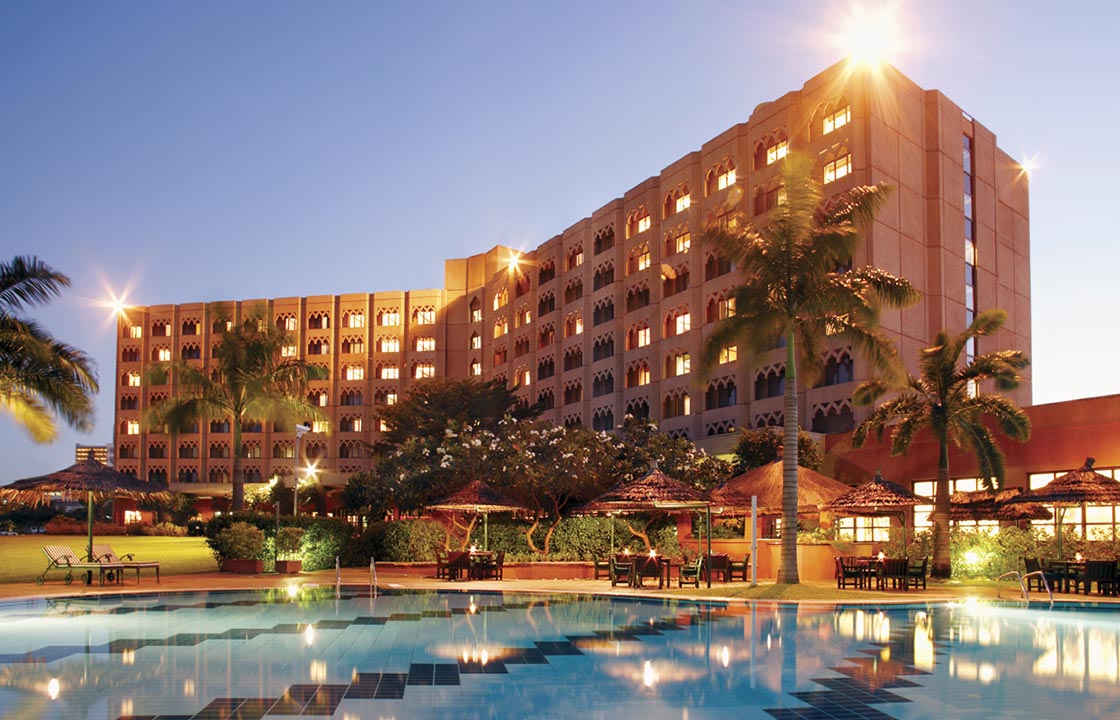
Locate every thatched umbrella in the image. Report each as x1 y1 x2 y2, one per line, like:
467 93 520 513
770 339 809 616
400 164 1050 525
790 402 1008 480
0 452 171 576
947 487 1052 522
427 480 528 550
1005 457 1120 557
711 460 851 514
579 464 714 586
822 470 930 546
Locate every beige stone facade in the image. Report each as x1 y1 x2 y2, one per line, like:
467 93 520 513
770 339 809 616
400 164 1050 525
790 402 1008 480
113 61 1031 495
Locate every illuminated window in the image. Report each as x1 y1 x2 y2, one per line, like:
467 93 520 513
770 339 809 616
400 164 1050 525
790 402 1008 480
414 362 436 379
766 140 788 165
470 297 482 323
912 477 998 531
564 311 583 338
675 312 691 335
281 344 297 358
378 337 400 353
676 233 691 254
126 420 140 435
470 359 482 376
312 420 329 433
470 333 481 350
567 246 584 270
516 307 532 327
717 167 736 190
666 352 691 377
342 337 364 354
836 515 889 542
283 316 298 331
637 326 650 347
638 248 651 271
637 215 651 233
823 106 851 135
345 365 365 381
343 311 365 328
675 194 691 214
824 155 852 184
519 368 530 386
719 345 738 364
386 391 397 405
127 372 141 387
379 365 399 380
413 307 436 325
492 287 508 311
415 337 436 352
378 309 401 326
494 317 508 338
129 325 142 339
157 348 171 361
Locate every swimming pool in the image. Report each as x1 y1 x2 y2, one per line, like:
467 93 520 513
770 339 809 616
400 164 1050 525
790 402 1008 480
1 588 1119 719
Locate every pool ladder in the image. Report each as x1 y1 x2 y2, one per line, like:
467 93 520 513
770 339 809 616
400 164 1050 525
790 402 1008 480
997 570 1054 604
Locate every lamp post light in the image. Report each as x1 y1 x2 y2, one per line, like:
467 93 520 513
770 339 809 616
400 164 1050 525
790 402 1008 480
293 423 311 517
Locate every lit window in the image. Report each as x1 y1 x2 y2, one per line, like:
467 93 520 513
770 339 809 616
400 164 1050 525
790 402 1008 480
351 417 364 432
346 312 365 328
129 326 142 339
379 419 389 432
676 233 691 254
127 372 141 387
520 369 531 386
470 307 482 323
675 194 691 214
414 362 436 379
766 140 788 165
386 391 397 405
637 327 651 347
312 420 328 433
379 337 400 353
380 365 399 380
346 365 365 381
823 106 851 135
157 348 171 362
675 353 691 376
637 215 651 233
470 333 481 350
719 345 738 364
414 308 436 325
284 317 298 331
126 420 140 435
492 288 508 311
637 366 650 386
638 249 651 271
835 515 889 542
470 359 482 376
675 312 691 335
416 337 436 352
281 344 297 358
717 168 736 190
494 317 508 338
379 310 401 326
824 155 852 184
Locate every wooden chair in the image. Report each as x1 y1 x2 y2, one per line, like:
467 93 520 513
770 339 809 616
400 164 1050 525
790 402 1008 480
91 544 160 583
446 551 472 581
877 557 909 590
593 557 612 580
704 554 731 583
610 556 633 587
478 550 505 580
728 554 751 581
679 556 702 588
905 557 928 590
835 556 864 589
38 545 123 586
435 549 450 580
1071 560 1118 596
1023 557 1061 593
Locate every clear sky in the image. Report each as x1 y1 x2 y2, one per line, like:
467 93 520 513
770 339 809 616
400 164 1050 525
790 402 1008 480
2 1 1118 483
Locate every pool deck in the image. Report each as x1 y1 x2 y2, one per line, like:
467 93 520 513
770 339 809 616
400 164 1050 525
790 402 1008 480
3 567 1117 606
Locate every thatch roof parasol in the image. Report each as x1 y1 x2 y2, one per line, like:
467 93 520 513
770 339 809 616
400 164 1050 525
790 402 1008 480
710 460 851 514
822 470 930 515
947 487 1052 522
578 465 710 513
1005 458 1120 507
427 480 527 513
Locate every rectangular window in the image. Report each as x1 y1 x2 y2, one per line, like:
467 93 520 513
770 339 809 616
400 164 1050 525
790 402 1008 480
637 366 650 386
129 326 142 338
415 362 435 379
415 309 436 325
127 372 141 387
281 344 297 358
346 366 365 381
676 233 691 254
380 338 400 353
470 335 481 350
675 312 691 335
637 250 651 272
717 168 736 190
675 353 691 376
835 515 890 542
380 310 401 326
312 420 328 433
126 420 140 435
719 345 737 364
637 327 651 348
470 360 482 376
386 391 398 405
675 194 691 214
912 478 998 531
157 348 171 361
766 140 788 165
415 337 436 352
823 155 852 184
637 216 651 233
823 106 851 135
380 365 399 380
284 317 298 331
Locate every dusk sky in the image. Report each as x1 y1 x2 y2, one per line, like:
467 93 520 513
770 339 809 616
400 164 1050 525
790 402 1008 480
2 1 1118 483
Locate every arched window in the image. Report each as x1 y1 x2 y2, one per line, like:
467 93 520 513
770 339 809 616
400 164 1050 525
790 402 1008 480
376 308 401 326
564 278 583 304
537 323 555 348
626 244 651 275
469 296 482 322
538 258 556 284
624 360 650 388
342 310 365 328
592 299 614 326
307 312 330 330
536 388 555 410
626 283 650 312
704 159 736 196
492 287 509 311
566 244 584 271
121 347 140 362
513 335 530 357
663 390 691 418
592 334 614 361
564 311 583 338
538 291 556 317
592 407 615 432
493 316 508 339
663 307 691 338
515 305 532 327
341 336 365 354
625 398 650 421
592 262 614 290
562 381 583 405
705 378 737 409
821 350 854 386
181 318 200 335
706 292 736 322
754 364 786 400
591 371 614 397
180 343 202 360
626 206 651 238
562 347 583 372
412 306 436 325
811 400 854 434
209 442 231 459
493 345 508 366
151 320 171 337
664 350 690 378
307 338 330 355
626 322 651 350
704 252 734 280
537 356 555 381
593 227 615 255
272 441 294 459
276 313 298 331
340 388 363 406
661 264 689 297
662 184 690 218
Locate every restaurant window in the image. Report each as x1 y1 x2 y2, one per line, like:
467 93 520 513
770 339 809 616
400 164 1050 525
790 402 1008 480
1027 466 1120 539
835 515 891 543
911 477 998 531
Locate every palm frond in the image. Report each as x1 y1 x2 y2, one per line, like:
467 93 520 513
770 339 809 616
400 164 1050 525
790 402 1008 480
0 256 71 311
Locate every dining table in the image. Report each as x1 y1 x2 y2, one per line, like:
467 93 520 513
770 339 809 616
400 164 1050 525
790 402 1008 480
1044 559 1085 593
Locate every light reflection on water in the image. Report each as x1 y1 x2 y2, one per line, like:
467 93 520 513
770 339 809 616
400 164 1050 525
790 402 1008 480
0 591 1119 718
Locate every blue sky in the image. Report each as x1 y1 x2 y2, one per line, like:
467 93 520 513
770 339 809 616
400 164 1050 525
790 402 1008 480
2 1 1118 482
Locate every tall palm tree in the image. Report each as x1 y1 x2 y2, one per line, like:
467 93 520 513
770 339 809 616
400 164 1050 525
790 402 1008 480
852 308 1031 578
145 309 326 510
0 256 99 442
701 153 918 584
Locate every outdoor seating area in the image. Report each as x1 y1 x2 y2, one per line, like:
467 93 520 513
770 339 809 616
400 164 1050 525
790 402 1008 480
834 555 928 591
1030 557 1119 596
442 549 503 581
91 543 161 583
38 545 124 586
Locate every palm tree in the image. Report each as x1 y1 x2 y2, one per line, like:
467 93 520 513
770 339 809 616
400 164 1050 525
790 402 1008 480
145 309 326 510
0 256 99 442
701 154 918 584
852 308 1031 578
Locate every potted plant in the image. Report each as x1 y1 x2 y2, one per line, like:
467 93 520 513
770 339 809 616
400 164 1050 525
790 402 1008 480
210 521 266 573
275 527 304 574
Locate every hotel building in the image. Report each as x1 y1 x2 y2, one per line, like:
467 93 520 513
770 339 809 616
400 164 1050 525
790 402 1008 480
113 60 1032 498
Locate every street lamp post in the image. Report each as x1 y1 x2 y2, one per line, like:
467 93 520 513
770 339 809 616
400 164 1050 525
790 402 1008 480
293 423 310 517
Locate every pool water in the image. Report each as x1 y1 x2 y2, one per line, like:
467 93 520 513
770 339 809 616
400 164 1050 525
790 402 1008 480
1 588 1119 719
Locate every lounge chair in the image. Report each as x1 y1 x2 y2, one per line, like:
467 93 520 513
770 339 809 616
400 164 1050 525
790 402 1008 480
679 556 702 588
728 553 751 581
91 544 161 583
39 545 123 586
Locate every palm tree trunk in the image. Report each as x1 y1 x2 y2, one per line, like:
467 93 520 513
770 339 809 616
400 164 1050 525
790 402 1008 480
779 328 800 584
931 439 951 578
231 420 245 511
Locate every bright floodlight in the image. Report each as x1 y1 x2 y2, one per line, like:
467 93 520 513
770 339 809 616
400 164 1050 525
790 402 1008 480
837 3 901 67
1018 153 1038 177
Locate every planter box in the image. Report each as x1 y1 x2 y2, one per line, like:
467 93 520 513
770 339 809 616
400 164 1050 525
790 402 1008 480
275 560 302 574
221 558 264 574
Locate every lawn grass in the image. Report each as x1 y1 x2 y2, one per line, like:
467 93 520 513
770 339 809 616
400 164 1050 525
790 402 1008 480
0 535 216 583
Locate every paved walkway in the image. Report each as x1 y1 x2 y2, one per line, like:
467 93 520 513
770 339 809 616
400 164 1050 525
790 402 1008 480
2 567 1109 605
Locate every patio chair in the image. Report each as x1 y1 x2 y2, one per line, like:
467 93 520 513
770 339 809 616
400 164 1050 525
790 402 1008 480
91 544 161 583
679 556 702 588
905 557 928 590
703 554 731 583
593 557 612 580
435 549 450 579
39 545 123 586
877 557 909 590
728 553 751 582
446 551 472 581
835 556 864 589
610 556 633 587
1023 557 1061 593
1071 560 1118 596
477 550 505 580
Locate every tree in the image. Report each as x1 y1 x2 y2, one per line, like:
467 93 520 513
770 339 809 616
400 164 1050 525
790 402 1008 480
732 427 822 474
852 308 1031 578
700 153 919 583
0 256 98 442
145 309 326 511
613 415 732 490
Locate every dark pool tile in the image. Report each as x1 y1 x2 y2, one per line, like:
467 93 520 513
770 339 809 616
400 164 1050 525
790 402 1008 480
192 697 245 719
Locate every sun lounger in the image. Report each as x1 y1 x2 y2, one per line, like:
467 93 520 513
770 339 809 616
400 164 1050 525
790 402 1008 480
39 545 123 586
91 544 161 583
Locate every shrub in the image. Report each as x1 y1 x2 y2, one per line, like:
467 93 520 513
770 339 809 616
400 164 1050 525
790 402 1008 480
141 522 187 537
44 515 85 534
209 521 266 561
276 527 304 560
300 518 359 570
358 520 445 563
